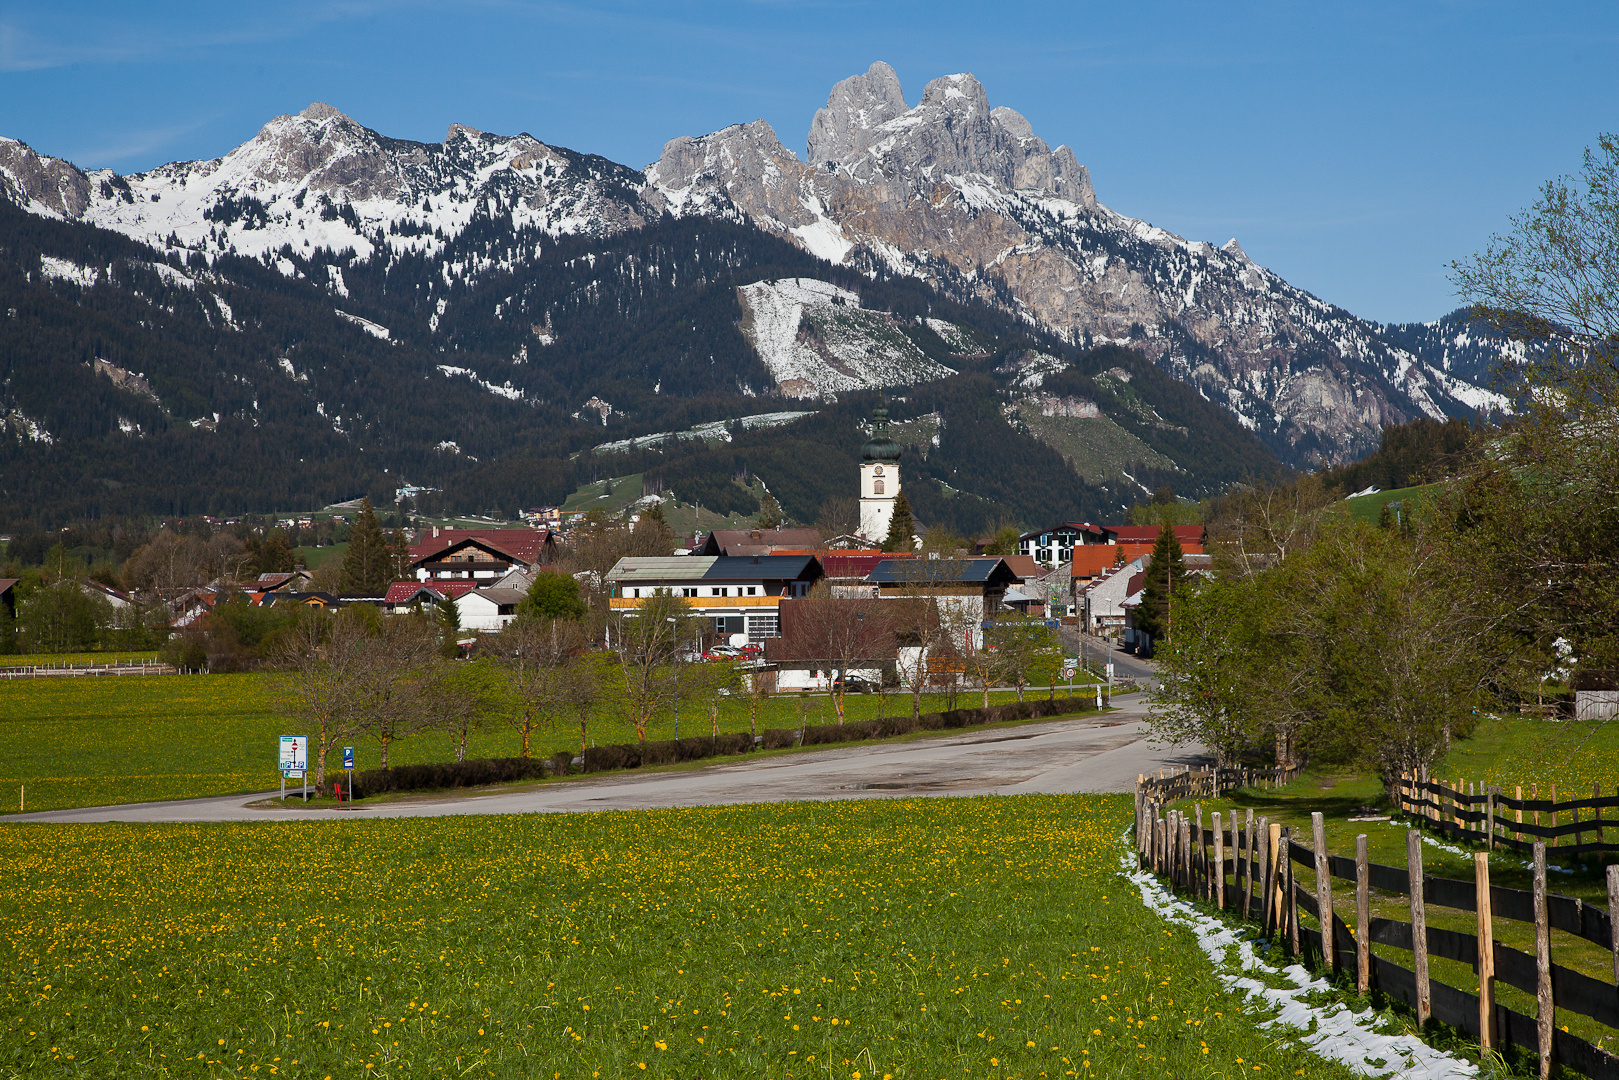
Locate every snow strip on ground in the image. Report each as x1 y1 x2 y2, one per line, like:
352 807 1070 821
1120 841 1478 1079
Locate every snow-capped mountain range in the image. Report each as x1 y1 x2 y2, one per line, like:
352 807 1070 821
0 64 1507 466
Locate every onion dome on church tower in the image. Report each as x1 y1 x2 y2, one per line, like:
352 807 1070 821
860 407 902 464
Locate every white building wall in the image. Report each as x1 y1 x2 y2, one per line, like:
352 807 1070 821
859 462 898 541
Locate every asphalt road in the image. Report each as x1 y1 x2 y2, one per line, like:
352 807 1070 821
8 683 1208 825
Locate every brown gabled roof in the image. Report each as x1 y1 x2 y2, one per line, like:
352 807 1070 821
999 555 1040 581
700 528 822 556
409 528 552 565
0 578 18 595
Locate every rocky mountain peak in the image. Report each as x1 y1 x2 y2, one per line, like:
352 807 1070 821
300 102 345 122
806 60 907 165
918 72 990 116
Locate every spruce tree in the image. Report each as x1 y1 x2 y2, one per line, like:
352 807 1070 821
339 498 390 596
1134 521 1186 645
756 492 782 529
882 494 916 552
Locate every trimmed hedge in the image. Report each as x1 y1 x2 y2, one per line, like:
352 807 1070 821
349 695 1102 797
351 755 554 799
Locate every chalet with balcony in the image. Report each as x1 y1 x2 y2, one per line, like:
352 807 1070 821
604 555 823 643
409 527 555 583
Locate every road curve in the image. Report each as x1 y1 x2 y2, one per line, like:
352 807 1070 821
8 693 1206 825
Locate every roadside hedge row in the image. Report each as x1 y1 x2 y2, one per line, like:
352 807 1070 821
350 695 1101 799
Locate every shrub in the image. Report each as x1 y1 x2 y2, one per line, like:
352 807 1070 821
760 728 799 750
352 756 551 799
357 695 1098 793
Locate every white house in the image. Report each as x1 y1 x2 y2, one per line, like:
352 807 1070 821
1080 557 1147 636
454 588 525 632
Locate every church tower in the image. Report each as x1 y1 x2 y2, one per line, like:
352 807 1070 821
859 406 901 542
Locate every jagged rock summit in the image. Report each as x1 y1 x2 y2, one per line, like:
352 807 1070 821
649 63 1501 464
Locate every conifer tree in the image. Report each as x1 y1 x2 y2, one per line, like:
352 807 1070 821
756 492 782 529
1134 521 1186 645
882 494 916 553
339 498 390 596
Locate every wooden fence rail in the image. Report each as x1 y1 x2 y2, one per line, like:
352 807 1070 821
1398 774 1619 860
1135 781 1619 1080
1136 762 1306 804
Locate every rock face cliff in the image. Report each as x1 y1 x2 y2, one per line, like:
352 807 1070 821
648 62 1502 465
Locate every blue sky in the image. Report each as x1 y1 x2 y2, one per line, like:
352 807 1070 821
2 1 1615 323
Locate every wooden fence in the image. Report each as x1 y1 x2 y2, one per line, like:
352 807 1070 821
1136 761 1306 803
1133 789 1619 1079
0 661 175 679
1399 774 1619 860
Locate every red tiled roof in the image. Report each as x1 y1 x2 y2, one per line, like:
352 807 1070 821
409 528 550 565
384 582 441 604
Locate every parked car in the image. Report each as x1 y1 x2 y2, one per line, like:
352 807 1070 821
702 645 741 662
831 674 873 693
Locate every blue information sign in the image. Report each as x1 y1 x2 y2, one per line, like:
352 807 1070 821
342 746 355 770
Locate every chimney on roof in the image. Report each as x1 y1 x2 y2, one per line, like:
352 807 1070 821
753 555 759 564
433 525 439 538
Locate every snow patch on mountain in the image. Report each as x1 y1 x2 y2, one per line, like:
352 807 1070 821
335 309 390 340
437 364 524 401
38 256 101 289
592 409 815 454
736 278 954 398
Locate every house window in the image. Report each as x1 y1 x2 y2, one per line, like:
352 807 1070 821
712 587 725 596
632 588 641 598
873 480 884 494
683 587 697 597
747 586 756 596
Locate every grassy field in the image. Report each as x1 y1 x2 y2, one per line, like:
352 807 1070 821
1340 483 1441 524
294 542 347 570
1158 713 1619 1055
0 795 1360 1079
1016 404 1177 486
0 672 1097 814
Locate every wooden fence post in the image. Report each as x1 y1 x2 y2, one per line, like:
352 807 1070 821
1213 812 1225 911
1486 787 1496 851
1285 825 1299 956
1607 864 1619 986
1594 782 1603 852
1475 852 1495 1050
1195 802 1206 899
1355 833 1370 995
1312 812 1335 972
1268 820 1283 935
1179 813 1192 892
1407 828 1430 1027
1516 785 1524 843
1551 783 1558 849
1257 816 1271 933
1244 808 1256 921
1534 841 1552 1079
1532 782 1540 835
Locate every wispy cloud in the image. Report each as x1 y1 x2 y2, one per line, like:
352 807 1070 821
0 2 414 73
63 116 222 170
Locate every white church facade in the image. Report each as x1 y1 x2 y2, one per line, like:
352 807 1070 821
858 406 902 542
